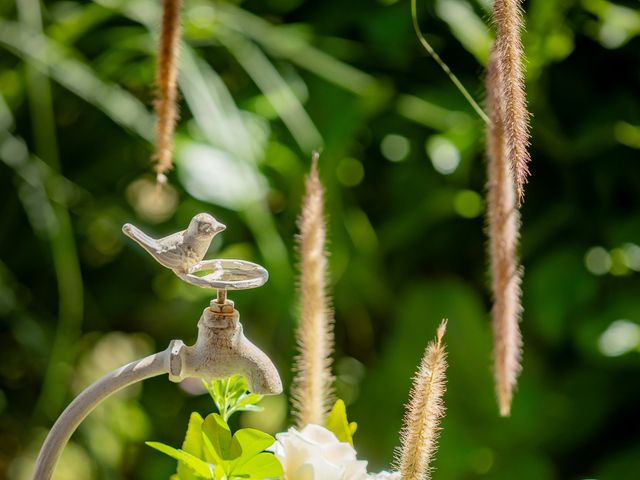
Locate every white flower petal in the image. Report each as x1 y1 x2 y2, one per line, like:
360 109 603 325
300 424 341 444
273 424 369 480
302 458 343 480
344 460 369 480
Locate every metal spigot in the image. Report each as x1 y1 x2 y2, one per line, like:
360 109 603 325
124 213 281 394
168 299 281 395
33 214 282 479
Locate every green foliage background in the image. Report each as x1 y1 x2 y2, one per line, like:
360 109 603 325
1 0 639 478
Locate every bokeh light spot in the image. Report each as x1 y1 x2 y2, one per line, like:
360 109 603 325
598 320 640 357
381 134 410 162
615 122 640 149
584 247 611 275
470 448 494 474
337 157 365 186
454 190 483 218
609 248 629 276
426 136 460 174
546 30 574 59
126 177 178 223
623 243 640 271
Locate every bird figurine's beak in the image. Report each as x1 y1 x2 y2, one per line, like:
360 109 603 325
214 221 226 233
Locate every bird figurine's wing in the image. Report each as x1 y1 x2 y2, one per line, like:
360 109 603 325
154 231 184 252
122 224 188 271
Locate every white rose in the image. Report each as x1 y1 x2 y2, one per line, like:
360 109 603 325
272 424 369 480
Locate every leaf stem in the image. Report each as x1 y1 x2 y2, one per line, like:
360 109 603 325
411 0 490 124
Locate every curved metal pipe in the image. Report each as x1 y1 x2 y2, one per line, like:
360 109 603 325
33 348 171 480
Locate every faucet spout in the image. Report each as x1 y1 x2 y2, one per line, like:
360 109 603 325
168 302 282 395
234 329 283 395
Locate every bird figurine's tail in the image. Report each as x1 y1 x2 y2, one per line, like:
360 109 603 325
122 223 160 254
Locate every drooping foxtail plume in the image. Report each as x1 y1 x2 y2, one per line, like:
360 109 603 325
491 0 531 203
291 153 335 428
153 0 182 182
486 48 523 417
396 320 448 480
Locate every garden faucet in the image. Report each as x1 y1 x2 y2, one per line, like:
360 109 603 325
33 214 282 480
168 298 282 395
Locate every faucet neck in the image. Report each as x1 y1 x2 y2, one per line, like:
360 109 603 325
199 300 239 329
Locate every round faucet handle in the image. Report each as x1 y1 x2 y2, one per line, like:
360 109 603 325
178 259 268 291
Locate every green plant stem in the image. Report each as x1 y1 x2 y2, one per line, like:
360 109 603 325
411 0 490 124
16 0 85 422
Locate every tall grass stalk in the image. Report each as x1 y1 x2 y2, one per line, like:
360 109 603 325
291 154 335 427
486 48 523 417
397 320 448 480
491 0 531 202
153 0 182 180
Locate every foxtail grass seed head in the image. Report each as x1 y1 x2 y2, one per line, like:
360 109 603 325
486 48 523 417
491 0 531 203
397 320 448 480
291 153 335 428
153 0 182 180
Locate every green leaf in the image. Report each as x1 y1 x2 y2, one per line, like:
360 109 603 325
204 376 264 422
228 375 249 398
229 429 275 469
182 412 205 455
202 413 232 461
177 413 206 480
213 464 226 480
146 442 213 478
236 452 283 479
325 399 355 445
235 393 265 410
201 430 225 467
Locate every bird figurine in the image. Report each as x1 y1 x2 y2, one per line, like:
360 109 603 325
122 213 226 274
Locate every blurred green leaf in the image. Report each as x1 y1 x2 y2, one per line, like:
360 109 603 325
0 20 154 140
325 399 357 445
435 0 492 64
